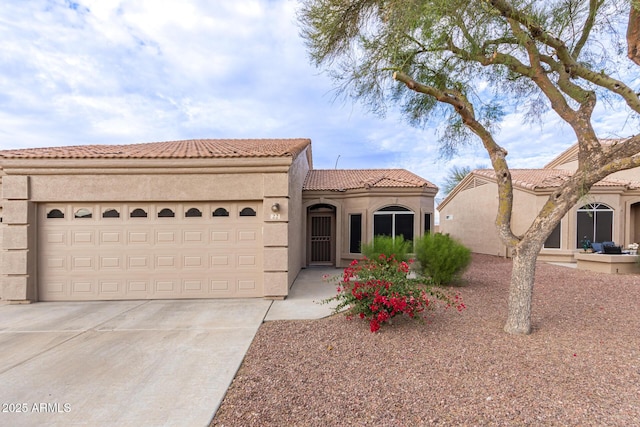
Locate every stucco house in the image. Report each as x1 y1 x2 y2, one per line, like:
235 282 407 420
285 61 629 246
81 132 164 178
438 139 640 263
0 138 437 302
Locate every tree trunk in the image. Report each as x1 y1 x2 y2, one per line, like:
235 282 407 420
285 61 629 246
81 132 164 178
503 243 540 334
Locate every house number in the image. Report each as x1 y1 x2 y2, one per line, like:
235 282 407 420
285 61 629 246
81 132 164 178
270 213 281 220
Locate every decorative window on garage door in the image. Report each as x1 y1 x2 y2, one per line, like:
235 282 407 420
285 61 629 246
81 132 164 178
213 207 229 217
47 209 65 219
158 208 175 218
239 207 257 217
74 208 92 219
102 209 120 218
185 208 202 218
130 208 148 218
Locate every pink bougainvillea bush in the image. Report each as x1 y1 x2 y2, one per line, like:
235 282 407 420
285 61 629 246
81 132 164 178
324 254 465 332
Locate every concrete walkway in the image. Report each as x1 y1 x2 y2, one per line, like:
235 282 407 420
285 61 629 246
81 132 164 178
0 267 340 426
265 266 340 321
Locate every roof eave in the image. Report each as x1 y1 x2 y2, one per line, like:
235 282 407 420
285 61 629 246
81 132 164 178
0 156 296 175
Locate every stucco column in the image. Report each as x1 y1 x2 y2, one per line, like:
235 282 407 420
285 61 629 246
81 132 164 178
2 175 35 303
263 197 289 298
262 172 290 298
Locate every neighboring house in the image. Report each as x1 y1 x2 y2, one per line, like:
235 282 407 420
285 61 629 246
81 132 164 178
438 140 640 262
0 139 437 302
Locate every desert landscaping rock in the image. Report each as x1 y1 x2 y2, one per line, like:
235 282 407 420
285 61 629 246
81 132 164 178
212 254 640 426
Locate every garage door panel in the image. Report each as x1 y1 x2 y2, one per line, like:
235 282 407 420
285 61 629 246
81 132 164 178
128 230 152 244
183 230 206 244
211 230 230 243
46 256 66 270
71 280 95 295
238 280 257 291
40 280 66 299
128 255 151 269
39 202 264 300
155 279 179 293
210 279 230 292
71 255 94 270
237 254 257 268
155 255 178 268
183 255 204 268
100 231 123 245
72 230 94 244
99 255 122 270
183 279 205 293
210 255 230 267
45 231 66 245
127 280 151 295
156 230 178 244
99 281 121 294
238 229 258 242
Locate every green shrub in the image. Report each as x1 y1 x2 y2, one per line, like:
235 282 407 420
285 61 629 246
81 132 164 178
360 235 412 262
414 233 471 285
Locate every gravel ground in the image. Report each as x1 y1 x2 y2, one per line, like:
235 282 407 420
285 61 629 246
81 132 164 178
211 254 640 426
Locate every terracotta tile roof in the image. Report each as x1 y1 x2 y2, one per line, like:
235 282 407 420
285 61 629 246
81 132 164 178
473 168 640 190
304 169 437 191
0 138 311 159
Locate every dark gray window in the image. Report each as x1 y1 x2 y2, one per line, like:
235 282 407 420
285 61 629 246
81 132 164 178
239 207 256 217
213 208 229 217
424 213 432 234
373 206 414 242
544 223 561 249
130 208 148 218
158 208 175 218
349 214 362 253
47 209 64 219
576 203 613 248
185 208 202 218
102 209 120 218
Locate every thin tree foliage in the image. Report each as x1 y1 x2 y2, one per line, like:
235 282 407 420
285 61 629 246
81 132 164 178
300 0 640 334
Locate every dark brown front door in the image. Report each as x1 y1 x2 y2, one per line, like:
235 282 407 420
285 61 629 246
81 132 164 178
308 213 334 265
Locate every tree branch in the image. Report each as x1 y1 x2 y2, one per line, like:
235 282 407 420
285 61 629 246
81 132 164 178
486 0 640 114
393 70 519 245
572 0 603 59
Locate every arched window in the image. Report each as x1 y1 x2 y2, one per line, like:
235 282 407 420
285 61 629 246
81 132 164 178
130 208 148 218
47 209 65 219
576 203 613 248
74 208 92 219
239 207 257 217
373 205 414 242
185 208 202 218
158 208 175 218
102 209 120 218
213 208 229 217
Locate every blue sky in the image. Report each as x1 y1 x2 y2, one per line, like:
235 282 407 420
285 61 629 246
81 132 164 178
0 0 636 199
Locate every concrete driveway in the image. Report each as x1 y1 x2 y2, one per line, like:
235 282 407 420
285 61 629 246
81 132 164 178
0 299 271 426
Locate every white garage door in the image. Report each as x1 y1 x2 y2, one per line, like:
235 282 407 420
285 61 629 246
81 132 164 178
38 202 263 301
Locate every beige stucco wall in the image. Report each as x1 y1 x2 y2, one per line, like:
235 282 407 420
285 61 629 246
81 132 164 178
285 147 311 286
303 187 437 267
439 180 507 257
1 156 305 302
439 174 636 262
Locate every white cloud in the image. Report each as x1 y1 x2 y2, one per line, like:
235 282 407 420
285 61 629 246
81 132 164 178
0 0 637 196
